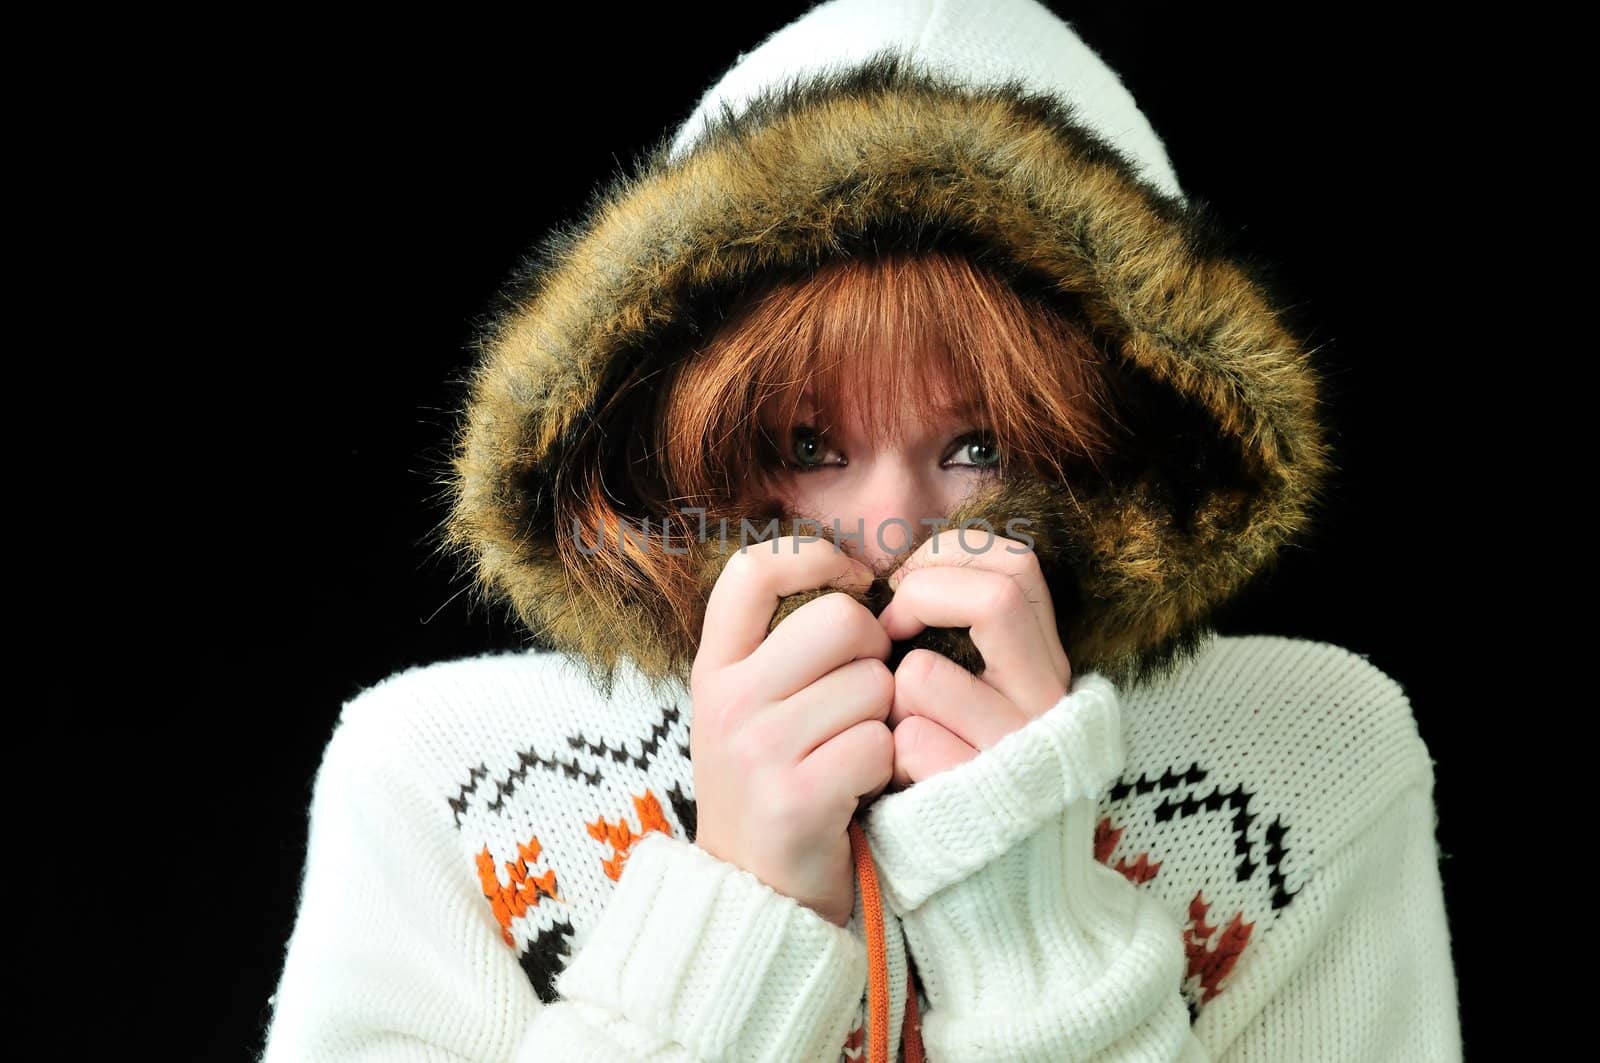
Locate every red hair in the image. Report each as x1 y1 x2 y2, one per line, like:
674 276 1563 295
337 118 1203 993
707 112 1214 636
558 248 1124 646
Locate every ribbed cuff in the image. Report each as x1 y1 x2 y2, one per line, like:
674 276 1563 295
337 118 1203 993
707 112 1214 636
861 671 1124 914
899 797 1193 1058
552 831 867 1063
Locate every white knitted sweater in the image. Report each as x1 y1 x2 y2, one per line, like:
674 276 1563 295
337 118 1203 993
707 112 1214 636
260 631 1462 1060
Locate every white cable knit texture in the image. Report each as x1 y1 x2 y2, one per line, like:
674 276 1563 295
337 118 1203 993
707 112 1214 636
863 672 1124 912
259 632 1462 1061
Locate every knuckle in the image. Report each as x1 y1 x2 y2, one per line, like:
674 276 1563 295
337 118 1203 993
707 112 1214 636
848 590 881 623
779 534 817 563
795 533 828 556
1018 549 1044 579
718 547 755 587
983 576 1026 615
844 588 877 619
843 600 883 646
819 589 862 625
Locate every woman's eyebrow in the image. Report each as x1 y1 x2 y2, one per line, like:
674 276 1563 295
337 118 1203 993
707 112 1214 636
929 398 981 419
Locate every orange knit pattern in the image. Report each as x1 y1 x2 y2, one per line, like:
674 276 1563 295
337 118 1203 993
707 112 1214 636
587 789 675 881
1100 813 1254 1008
475 835 561 948
476 788 677 951
1184 893 1254 1004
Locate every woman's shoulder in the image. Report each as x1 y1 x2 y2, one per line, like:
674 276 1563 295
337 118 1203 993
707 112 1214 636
336 648 659 725
319 650 699 1005
1120 632 1437 841
330 650 689 766
324 648 696 823
1095 632 1441 1024
1119 631 1436 806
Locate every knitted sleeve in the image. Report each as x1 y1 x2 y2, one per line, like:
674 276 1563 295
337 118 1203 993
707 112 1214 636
260 708 868 1063
1213 780 1461 1060
860 671 1462 1060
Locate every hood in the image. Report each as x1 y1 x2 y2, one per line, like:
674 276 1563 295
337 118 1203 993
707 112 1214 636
439 0 1333 695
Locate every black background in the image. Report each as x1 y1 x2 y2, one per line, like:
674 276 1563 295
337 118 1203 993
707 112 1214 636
103 5 1497 1057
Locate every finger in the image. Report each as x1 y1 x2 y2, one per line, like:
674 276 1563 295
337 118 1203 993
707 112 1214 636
886 527 1038 594
891 715 978 789
886 528 1068 679
745 590 892 699
889 648 1026 750
800 717 896 808
697 536 875 673
777 656 895 764
880 566 1066 717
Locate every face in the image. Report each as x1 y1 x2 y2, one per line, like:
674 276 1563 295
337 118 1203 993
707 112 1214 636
752 378 1002 578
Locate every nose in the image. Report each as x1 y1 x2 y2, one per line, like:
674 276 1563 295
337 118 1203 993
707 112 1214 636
845 460 944 576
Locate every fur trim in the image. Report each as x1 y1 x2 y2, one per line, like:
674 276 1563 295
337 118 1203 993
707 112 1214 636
438 53 1334 693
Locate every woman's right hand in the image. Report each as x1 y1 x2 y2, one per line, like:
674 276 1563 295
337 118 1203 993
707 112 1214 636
689 536 896 928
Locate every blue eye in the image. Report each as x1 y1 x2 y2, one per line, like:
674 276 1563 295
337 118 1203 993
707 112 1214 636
948 432 1002 469
778 426 842 473
760 426 1002 472
792 428 822 466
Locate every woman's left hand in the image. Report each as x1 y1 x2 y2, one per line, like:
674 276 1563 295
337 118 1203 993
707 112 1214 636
876 528 1073 789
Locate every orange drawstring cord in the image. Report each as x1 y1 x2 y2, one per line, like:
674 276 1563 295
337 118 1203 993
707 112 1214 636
848 817 925 1063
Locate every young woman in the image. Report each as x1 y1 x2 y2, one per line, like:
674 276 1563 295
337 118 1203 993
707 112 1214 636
261 2 1462 1060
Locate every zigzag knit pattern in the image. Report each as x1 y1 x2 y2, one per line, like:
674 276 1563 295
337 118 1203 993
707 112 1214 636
469 725 1284 1036
261 631 1463 1061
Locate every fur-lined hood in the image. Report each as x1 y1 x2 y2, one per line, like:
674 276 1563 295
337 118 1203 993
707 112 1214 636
439 2 1333 694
